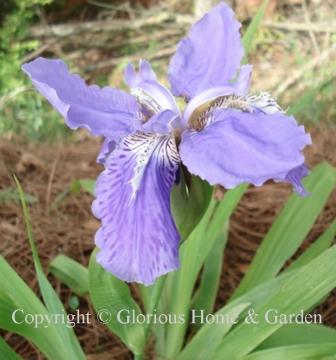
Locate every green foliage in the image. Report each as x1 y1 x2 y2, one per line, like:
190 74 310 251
212 245 336 358
0 257 69 360
232 163 336 299
164 184 247 358
89 249 146 356
171 175 212 240
241 343 336 360
49 255 89 297
242 0 270 61
288 76 336 123
0 0 69 140
0 0 48 94
0 187 37 204
178 302 250 360
257 323 336 349
49 179 95 211
191 226 228 318
14 175 85 359
0 336 22 360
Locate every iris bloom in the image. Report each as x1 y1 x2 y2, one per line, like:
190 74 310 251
22 3 311 285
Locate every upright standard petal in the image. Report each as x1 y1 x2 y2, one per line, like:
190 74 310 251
92 132 180 285
180 109 311 190
124 60 180 114
22 57 141 139
168 2 244 99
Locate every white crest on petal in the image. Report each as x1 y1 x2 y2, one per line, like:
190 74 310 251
124 132 179 201
189 92 283 132
247 92 283 114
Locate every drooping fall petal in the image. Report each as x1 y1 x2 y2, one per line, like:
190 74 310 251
92 132 180 285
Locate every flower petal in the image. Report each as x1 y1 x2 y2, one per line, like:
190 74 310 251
180 109 311 189
143 110 180 135
22 57 141 139
247 92 283 114
284 163 310 196
92 132 180 285
234 64 253 96
96 138 115 164
124 60 179 114
168 2 244 99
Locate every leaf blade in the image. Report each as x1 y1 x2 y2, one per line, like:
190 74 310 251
88 249 145 355
14 176 85 360
213 245 336 359
242 0 270 60
233 163 336 299
242 343 336 360
49 255 89 296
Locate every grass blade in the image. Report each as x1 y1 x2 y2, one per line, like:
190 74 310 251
14 176 85 360
288 77 334 118
242 0 270 59
0 187 37 205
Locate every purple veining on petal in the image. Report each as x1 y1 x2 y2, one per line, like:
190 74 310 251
168 2 244 99
124 59 180 114
22 57 141 140
92 132 180 285
180 108 311 189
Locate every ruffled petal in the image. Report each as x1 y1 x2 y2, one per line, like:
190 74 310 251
284 163 310 196
247 92 283 114
180 109 311 190
92 132 180 285
22 57 141 139
168 2 244 99
124 59 179 114
96 138 115 164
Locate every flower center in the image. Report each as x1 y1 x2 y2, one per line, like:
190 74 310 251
188 95 250 131
131 88 163 122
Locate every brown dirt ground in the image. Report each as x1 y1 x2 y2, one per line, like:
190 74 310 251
0 124 335 359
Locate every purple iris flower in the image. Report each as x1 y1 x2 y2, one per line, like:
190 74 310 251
22 3 311 285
